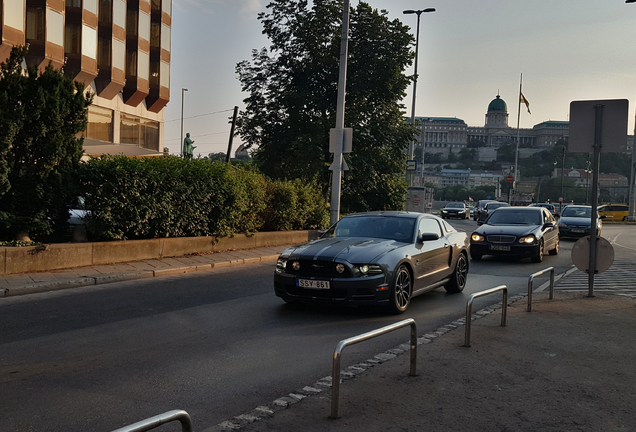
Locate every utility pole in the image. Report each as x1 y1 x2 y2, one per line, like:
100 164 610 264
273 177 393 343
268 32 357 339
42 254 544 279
329 0 351 226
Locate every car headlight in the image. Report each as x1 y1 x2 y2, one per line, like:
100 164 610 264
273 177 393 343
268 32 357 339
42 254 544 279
356 264 383 275
558 222 567 228
335 263 345 273
442 210 448 213
471 233 485 242
276 258 287 272
518 235 537 244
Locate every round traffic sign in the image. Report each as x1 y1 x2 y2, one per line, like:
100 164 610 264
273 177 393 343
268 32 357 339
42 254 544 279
571 236 614 274
506 175 514 182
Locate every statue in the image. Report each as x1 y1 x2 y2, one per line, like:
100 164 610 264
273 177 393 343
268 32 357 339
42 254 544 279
183 133 196 159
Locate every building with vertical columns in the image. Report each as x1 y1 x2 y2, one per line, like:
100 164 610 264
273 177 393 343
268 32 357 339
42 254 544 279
0 0 170 157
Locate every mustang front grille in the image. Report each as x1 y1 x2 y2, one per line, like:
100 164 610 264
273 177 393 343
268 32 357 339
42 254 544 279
285 260 352 278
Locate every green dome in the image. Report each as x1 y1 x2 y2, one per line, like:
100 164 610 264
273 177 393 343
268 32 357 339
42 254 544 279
488 95 507 112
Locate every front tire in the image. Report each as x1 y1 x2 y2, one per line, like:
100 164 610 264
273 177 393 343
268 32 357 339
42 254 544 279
548 237 559 255
389 265 412 314
445 253 468 293
531 240 544 263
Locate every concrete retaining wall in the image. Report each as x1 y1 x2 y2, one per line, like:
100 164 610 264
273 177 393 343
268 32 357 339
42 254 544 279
2 231 313 276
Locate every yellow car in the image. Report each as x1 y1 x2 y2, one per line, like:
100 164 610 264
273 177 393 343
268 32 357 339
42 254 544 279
597 204 629 221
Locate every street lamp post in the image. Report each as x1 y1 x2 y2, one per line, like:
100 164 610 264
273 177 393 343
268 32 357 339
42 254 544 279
180 88 188 156
403 8 435 185
626 0 635 220
560 145 565 207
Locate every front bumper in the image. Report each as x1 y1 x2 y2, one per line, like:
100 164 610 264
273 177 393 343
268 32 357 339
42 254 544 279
274 272 390 306
441 211 466 219
470 242 540 258
559 226 598 238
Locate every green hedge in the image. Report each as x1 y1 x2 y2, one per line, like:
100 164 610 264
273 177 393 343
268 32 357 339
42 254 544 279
78 156 328 241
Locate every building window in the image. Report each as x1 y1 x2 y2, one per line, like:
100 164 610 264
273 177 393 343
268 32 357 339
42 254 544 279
138 50 149 79
120 114 140 144
82 25 98 59
26 6 46 42
65 22 82 55
139 11 150 40
84 0 98 14
126 49 137 76
120 113 159 149
48 9 66 47
99 0 113 23
126 8 138 37
113 0 126 28
98 36 111 68
150 22 160 48
160 61 169 87
85 105 113 142
112 39 125 70
66 0 82 7
5 0 25 31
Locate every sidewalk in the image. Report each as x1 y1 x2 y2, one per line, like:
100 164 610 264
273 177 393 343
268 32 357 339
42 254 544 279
0 245 290 297
206 292 636 432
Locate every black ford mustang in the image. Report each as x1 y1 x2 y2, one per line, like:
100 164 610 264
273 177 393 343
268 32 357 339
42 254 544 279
274 212 470 313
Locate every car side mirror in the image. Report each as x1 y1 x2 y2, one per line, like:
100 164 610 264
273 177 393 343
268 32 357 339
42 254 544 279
419 232 440 242
477 221 483 226
542 222 555 229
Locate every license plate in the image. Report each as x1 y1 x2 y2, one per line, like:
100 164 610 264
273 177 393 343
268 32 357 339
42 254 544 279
571 229 585 233
490 245 510 251
296 279 330 290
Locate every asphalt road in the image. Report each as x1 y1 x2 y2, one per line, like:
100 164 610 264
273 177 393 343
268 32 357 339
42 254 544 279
0 221 629 432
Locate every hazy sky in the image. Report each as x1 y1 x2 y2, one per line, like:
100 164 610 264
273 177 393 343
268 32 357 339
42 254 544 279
165 0 636 157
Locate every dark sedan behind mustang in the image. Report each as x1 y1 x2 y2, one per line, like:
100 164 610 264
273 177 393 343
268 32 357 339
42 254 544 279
274 212 470 313
470 206 559 263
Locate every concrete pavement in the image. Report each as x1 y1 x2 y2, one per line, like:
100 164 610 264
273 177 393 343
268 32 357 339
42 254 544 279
206 291 636 432
0 245 290 297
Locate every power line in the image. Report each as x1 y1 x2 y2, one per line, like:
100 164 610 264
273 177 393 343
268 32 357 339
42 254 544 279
165 108 235 123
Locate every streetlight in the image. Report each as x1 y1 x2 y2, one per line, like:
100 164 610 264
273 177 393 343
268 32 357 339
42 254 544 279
403 8 435 184
627 0 636 220
180 88 188 156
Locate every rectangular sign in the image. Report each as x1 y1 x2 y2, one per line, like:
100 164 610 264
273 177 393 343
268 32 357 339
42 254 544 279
406 159 417 171
568 99 628 153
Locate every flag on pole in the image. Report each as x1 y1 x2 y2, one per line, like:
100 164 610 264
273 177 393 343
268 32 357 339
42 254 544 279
520 92 531 114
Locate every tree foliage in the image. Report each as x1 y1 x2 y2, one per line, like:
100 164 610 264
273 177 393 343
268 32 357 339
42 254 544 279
0 47 92 241
236 0 415 213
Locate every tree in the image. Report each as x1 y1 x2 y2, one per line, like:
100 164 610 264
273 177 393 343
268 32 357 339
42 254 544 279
236 0 415 212
0 46 92 241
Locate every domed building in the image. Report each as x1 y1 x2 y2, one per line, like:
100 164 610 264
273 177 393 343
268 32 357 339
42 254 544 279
485 95 509 128
412 93 571 163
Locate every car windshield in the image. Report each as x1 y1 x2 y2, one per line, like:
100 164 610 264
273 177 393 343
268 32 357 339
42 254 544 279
446 202 464 208
487 203 508 210
561 207 592 218
487 210 542 225
332 216 416 242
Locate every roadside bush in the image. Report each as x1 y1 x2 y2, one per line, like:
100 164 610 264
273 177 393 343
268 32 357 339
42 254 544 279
78 156 328 241
262 179 330 231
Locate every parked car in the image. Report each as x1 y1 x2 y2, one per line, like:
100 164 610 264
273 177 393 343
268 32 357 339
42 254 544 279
475 201 510 223
558 205 604 239
440 202 470 219
473 199 496 221
274 211 470 313
470 206 559 263
529 203 558 217
467 205 475 218
597 204 629 221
